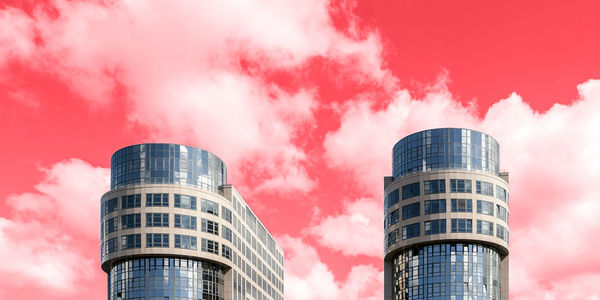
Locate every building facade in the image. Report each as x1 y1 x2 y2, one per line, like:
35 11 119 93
100 144 284 300
384 128 509 300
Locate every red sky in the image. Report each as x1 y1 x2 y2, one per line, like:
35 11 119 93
1 0 600 299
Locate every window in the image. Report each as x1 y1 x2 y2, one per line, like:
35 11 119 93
385 210 399 229
121 214 141 229
174 234 197 250
386 229 399 247
497 224 507 242
477 200 494 216
174 194 197 210
174 214 197 230
402 202 420 220
121 234 141 249
222 226 232 242
402 182 420 200
222 244 232 260
424 179 445 194
222 207 232 223
496 186 507 202
106 237 118 254
477 220 494 235
424 199 446 215
424 219 446 235
202 199 219 216
146 193 168 207
146 213 169 227
201 238 219 254
121 194 141 209
497 205 508 222
476 181 494 196
450 179 472 193
402 223 420 240
104 198 118 215
451 199 472 212
105 217 118 234
202 218 219 235
146 233 169 247
451 219 472 233
386 189 400 209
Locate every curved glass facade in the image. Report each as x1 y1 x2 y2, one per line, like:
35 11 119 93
111 144 227 193
393 128 499 179
392 243 500 300
108 257 224 300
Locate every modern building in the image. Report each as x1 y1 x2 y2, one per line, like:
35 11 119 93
100 144 284 300
384 128 509 300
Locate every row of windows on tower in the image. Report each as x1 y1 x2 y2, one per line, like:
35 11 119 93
104 234 231 258
385 179 508 210
384 199 508 229
386 219 509 248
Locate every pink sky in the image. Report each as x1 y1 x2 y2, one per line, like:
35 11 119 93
1 0 600 299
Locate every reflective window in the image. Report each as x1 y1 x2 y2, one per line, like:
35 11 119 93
424 219 446 235
386 189 400 209
146 233 169 247
146 193 168 207
402 182 420 200
424 179 445 194
402 202 420 220
105 217 118 234
104 198 118 216
424 199 446 215
402 223 420 240
385 209 399 229
174 214 197 230
451 218 472 233
174 194 197 210
146 213 169 227
202 199 219 216
451 199 472 212
174 234 197 250
497 205 508 222
222 226 232 242
121 194 141 209
477 200 494 216
476 181 494 196
222 244 232 260
496 186 507 202
477 220 494 236
222 207 232 223
202 219 219 235
450 179 472 193
496 224 508 242
106 237 118 254
201 238 219 254
121 234 141 249
387 229 399 247
121 213 141 229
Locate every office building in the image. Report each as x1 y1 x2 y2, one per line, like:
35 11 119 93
384 128 509 299
100 144 284 300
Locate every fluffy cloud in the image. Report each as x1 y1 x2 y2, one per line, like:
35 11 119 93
323 78 600 298
279 235 383 300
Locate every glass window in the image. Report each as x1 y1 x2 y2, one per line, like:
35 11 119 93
146 233 169 247
121 194 141 209
385 209 399 229
424 199 446 215
202 218 219 235
476 181 494 196
451 199 472 212
201 238 219 254
105 217 118 234
386 189 400 209
174 214 197 230
451 218 472 233
222 226 232 242
174 234 197 250
496 224 508 242
202 199 219 216
146 193 168 207
496 186 507 202
402 223 420 240
222 244 232 260
386 229 399 247
424 219 446 235
104 198 118 215
477 200 494 216
402 202 420 220
450 179 472 193
174 194 197 210
121 234 141 249
121 213 141 229
402 182 420 200
145 213 169 227
222 207 232 223
424 179 446 194
477 220 494 235
497 205 508 222
106 237 118 254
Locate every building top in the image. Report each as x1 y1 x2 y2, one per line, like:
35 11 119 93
392 128 500 178
110 143 227 193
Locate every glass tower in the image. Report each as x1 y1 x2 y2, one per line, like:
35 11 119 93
101 144 285 300
384 129 509 300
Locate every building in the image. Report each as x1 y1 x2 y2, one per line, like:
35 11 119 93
100 144 284 300
384 128 509 300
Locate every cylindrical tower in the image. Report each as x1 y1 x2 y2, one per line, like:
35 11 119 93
384 128 509 300
100 144 285 300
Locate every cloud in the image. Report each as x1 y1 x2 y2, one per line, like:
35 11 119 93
323 78 600 298
279 235 383 300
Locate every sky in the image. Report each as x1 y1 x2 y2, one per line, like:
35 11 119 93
1 0 600 299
